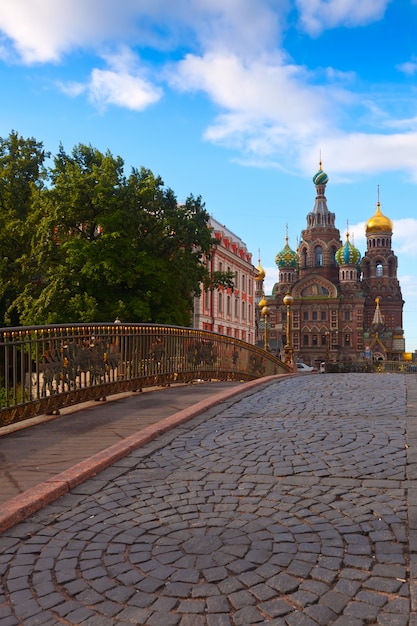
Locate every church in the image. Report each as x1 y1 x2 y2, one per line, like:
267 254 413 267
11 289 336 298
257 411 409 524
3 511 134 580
255 164 405 366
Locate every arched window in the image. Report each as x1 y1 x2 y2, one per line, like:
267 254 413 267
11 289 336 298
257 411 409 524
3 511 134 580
376 263 383 277
315 246 323 266
302 248 308 268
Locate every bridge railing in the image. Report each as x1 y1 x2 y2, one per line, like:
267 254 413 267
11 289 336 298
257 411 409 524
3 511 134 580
0 323 289 427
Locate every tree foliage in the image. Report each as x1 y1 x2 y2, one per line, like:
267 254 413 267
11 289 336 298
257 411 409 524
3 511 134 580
0 135 233 327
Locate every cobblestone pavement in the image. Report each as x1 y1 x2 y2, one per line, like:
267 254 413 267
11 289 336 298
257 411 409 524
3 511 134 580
0 373 416 625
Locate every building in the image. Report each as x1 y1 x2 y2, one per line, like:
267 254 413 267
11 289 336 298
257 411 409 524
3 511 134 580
259 163 405 365
192 217 256 343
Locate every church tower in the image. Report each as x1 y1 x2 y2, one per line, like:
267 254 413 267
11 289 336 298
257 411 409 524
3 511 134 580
298 163 342 283
361 197 404 356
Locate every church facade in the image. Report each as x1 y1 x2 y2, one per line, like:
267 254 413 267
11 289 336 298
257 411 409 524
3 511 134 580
256 164 405 366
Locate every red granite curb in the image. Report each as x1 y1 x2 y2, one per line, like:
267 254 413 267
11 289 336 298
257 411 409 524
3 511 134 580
0 374 292 533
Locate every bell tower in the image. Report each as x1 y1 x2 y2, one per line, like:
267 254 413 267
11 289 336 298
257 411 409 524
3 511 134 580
361 193 404 351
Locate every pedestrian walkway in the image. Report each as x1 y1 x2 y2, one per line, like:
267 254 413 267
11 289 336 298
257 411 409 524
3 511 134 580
0 373 416 625
0 381 242 505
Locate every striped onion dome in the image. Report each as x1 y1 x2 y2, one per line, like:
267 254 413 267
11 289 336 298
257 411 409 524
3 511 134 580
335 232 361 266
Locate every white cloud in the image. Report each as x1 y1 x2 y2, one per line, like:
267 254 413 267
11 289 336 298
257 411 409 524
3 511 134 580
396 60 417 76
296 0 390 36
170 52 348 155
59 47 162 111
87 68 161 111
0 0 285 64
301 132 417 181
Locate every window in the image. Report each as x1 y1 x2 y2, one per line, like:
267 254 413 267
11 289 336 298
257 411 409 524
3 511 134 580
321 334 327 346
312 311 318 321
242 274 246 292
242 301 246 320
234 270 239 288
218 292 223 313
227 295 231 316
312 335 318 346
234 298 239 318
302 249 308 268
303 311 309 321
345 310 350 321
315 246 323 266
376 263 383 277
344 334 351 346
321 311 326 321
303 334 309 346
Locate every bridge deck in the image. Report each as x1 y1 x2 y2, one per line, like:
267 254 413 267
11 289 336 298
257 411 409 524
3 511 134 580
0 373 416 625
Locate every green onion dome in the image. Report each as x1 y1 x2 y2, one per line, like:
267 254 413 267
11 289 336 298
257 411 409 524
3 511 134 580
275 236 298 268
312 165 329 186
335 233 361 266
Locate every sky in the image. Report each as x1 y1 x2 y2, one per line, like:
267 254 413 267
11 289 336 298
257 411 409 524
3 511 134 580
0 0 417 351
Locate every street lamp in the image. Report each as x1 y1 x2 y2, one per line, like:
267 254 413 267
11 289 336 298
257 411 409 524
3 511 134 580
261 303 270 351
325 331 330 365
283 292 294 368
258 294 270 351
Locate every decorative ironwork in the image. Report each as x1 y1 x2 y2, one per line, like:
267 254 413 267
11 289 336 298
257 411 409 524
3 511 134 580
0 323 289 427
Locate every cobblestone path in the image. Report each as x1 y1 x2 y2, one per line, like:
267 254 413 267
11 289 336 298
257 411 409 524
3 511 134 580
0 373 414 625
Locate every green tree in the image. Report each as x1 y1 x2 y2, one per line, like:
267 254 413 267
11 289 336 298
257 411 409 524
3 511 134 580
0 131 48 324
13 144 234 326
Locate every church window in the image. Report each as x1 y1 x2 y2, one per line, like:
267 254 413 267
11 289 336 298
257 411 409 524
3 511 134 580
345 311 350 321
303 334 309 346
344 334 351 346
312 335 318 346
315 246 323 266
312 311 318 321
302 248 308 268
376 263 383 277
321 311 326 321
303 311 308 321
321 334 327 346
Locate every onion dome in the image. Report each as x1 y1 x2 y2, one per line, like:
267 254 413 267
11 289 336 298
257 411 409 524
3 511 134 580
275 236 298 268
255 258 265 281
366 202 393 234
335 232 361 266
312 163 329 186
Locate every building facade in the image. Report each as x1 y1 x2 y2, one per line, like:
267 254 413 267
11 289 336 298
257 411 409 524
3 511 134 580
193 217 256 343
261 164 405 365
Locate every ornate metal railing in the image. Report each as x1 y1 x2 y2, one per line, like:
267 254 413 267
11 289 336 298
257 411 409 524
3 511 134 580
0 323 289 427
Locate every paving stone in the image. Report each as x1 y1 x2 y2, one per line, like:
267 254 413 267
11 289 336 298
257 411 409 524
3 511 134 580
0 374 415 626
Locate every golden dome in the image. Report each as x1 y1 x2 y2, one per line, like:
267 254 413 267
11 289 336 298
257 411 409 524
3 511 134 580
255 259 265 281
366 202 393 234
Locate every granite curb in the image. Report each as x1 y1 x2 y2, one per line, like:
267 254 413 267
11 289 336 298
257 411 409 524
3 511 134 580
0 373 292 534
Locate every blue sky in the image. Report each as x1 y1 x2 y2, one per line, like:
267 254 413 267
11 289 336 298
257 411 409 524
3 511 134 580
1 0 417 351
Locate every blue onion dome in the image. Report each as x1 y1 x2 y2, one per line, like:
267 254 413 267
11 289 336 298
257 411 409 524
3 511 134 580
335 232 361 266
275 236 298 268
312 162 329 186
